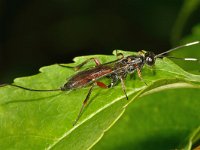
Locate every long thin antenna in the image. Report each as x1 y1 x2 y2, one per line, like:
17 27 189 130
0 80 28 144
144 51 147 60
0 84 61 92
156 41 200 58
166 56 199 62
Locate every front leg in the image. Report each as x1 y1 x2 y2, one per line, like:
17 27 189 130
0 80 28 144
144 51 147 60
134 64 147 86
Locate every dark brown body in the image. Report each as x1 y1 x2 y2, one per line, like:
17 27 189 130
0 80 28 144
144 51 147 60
62 55 145 91
1 42 197 126
64 65 113 90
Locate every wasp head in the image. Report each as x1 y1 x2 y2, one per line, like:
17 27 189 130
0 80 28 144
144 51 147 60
145 51 156 66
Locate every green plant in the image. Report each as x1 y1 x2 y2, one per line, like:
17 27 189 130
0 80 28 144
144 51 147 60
1 0 200 149
0 49 200 149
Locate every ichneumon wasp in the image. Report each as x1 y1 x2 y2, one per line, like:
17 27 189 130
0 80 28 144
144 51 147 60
0 41 199 125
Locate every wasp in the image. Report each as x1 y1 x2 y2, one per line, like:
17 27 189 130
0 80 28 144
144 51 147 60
0 41 199 125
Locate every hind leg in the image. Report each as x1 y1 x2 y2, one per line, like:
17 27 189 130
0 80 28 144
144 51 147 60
59 57 101 71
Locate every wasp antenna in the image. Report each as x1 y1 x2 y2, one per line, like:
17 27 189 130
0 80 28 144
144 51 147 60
165 56 200 62
155 41 200 58
0 83 61 92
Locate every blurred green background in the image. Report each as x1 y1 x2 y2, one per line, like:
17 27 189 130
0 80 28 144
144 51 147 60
0 0 200 83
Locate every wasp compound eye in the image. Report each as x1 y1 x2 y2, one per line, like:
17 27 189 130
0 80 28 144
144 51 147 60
145 52 155 66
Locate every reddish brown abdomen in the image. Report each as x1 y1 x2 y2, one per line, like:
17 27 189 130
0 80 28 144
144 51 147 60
63 66 112 90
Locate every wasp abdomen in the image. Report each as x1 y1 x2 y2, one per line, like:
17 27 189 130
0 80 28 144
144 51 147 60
61 65 113 91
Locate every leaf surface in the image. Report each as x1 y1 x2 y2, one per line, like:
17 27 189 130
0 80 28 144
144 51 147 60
93 88 200 150
0 51 200 149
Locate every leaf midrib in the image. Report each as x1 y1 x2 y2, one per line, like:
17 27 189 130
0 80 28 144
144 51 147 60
45 88 141 150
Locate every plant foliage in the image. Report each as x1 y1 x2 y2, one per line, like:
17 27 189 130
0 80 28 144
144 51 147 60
0 50 200 149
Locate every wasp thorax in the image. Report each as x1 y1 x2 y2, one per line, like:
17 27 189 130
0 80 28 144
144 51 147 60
145 51 155 66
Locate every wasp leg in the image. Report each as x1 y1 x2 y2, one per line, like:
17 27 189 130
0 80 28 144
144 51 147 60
73 79 118 125
108 75 118 88
115 50 124 59
58 58 101 71
74 58 101 71
73 84 95 126
96 81 108 89
119 76 128 100
136 67 147 86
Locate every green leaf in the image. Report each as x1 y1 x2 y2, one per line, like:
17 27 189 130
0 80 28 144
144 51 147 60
0 50 200 149
92 88 200 150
